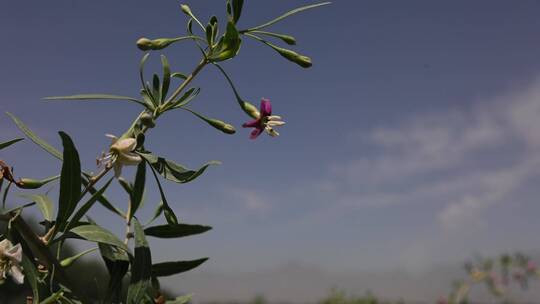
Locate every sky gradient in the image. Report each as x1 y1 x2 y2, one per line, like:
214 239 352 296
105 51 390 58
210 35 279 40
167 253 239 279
2 0 540 301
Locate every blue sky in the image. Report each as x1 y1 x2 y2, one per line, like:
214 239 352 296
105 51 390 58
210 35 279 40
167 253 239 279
2 0 540 300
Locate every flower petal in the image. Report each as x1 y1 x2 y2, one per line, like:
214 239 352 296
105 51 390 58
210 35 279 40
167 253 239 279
260 99 272 117
118 152 142 165
114 163 123 178
250 128 264 140
113 138 137 152
105 134 118 144
242 119 260 128
9 265 24 284
4 244 22 263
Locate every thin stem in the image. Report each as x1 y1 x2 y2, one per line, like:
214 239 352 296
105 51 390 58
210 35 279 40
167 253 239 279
165 58 208 104
81 164 113 198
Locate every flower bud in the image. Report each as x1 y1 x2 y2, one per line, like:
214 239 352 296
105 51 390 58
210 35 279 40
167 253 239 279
60 248 97 268
241 101 260 119
16 175 59 189
140 113 156 128
180 4 193 16
275 47 312 68
207 119 236 134
137 38 177 51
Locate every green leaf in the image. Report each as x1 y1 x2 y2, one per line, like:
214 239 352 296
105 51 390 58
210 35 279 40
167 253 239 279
70 224 129 252
170 87 201 109
56 132 82 232
44 94 148 108
212 63 260 119
2 181 12 209
67 178 113 231
166 294 193 304
99 243 130 303
210 21 242 62
171 72 188 80
18 193 54 221
183 108 236 134
0 138 23 150
21 255 40 302
152 258 208 277
148 165 178 225
206 16 220 49
139 152 220 184
6 112 62 160
243 2 331 32
128 162 146 221
127 219 152 304
152 74 161 103
145 201 164 227
160 55 171 103
245 33 312 68
144 223 212 239
232 0 244 24
139 53 156 106
82 178 125 218
250 30 296 45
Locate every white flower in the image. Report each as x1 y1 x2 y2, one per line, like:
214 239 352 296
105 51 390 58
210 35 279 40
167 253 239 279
97 134 142 177
0 239 24 284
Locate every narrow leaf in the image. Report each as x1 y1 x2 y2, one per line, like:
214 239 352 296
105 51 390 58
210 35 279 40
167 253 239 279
56 132 82 232
18 194 54 221
70 224 129 252
140 152 220 184
127 219 152 304
243 2 331 32
99 243 130 303
21 255 40 302
44 94 147 108
152 258 209 277
144 223 212 239
232 0 244 24
0 138 23 150
128 162 146 221
67 178 113 231
82 178 125 218
160 55 171 103
148 165 178 225
6 112 63 160
171 87 201 109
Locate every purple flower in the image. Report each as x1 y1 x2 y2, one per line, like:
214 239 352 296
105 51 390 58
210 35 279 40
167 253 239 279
242 99 285 139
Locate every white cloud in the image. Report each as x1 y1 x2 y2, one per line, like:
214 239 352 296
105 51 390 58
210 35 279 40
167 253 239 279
325 79 540 230
227 188 272 214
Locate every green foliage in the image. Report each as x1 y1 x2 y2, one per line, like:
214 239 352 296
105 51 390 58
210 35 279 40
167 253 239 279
0 1 327 302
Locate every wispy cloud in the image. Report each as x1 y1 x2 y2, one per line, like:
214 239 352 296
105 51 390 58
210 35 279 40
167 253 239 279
323 79 540 230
